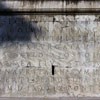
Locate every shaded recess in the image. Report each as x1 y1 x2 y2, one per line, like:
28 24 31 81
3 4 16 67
65 0 97 4
9 0 98 4
0 3 44 42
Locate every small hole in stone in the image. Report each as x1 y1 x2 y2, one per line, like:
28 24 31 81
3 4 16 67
52 65 55 75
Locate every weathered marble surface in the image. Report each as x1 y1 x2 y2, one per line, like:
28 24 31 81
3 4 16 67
0 0 100 97
0 97 100 100
0 0 100 10
0 14 99 97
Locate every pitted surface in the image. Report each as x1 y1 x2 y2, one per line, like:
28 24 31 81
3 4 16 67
0 0 99 97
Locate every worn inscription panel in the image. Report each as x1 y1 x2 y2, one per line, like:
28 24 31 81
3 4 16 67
0 15 99 97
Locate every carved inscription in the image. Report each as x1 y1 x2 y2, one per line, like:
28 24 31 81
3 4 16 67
0 15 99 96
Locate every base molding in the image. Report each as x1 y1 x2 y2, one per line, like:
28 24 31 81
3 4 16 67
0 97 99 100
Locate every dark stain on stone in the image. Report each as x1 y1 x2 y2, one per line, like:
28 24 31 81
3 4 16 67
53 17 56 23
0 3 45 43
26 62 31 68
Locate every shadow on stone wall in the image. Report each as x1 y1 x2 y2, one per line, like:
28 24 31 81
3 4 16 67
0 3 44 42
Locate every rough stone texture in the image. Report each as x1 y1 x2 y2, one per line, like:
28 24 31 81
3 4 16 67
1 0 100 10
0 97 99 100
0 15 99 97
0 0 99 97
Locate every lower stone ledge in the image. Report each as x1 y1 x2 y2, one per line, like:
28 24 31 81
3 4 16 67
0 97 100 100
